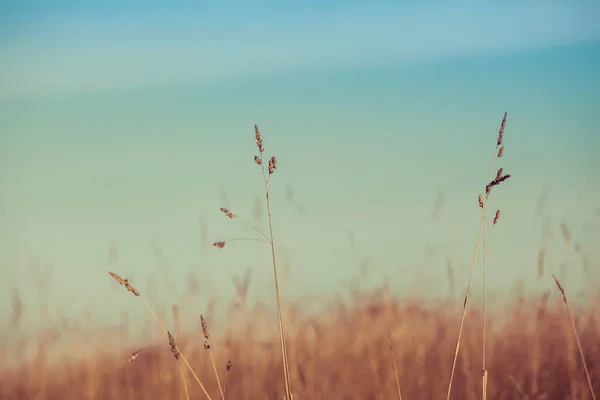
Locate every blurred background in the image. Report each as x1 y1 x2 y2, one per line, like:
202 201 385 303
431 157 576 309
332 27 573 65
1 1 599 399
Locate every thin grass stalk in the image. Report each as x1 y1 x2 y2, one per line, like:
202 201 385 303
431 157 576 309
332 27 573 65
446 210 486 400
447 113 507 400
208 350 225 400
215 125 292 399
200 314 224 400
388 335 403 400
263 170 293 399
235 215 271 242
251 125 292 400
179 360 190 400
482 172 494 400
223 361 232 399
223 374 229 399
482 209 488 400
552 274 597 400
508 375 529 399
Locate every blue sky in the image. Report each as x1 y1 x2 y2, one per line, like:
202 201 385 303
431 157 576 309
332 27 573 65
2 1 600 97
1 1 599 331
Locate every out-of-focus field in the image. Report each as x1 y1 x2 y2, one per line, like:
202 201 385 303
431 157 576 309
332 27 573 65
1 279 598 399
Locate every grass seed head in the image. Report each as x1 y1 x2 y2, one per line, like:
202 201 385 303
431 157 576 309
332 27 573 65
213 241 226 249
109 271 126 285
255 124 264 153
167 331 180 360
128 350 140 363
486 173 511 197
493 209 500 225
498 145 504 157
226 360 232 371
254 155 262 165
478 194 484 208
220 207 235 219
497 111 507 147
108 271 140 297
201 314 209 340
127 284 140 297
268 156 277 175
496 168 503 181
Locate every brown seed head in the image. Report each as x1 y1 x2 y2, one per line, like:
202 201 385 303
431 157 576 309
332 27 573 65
268 156 277 175
213 241 226 249
109 271 126 285
497 145 504 158
128 350 140 363
109 271 140 297
167 331 180 359
254 155 262 165
496 168 503 181
552 274 567 303
204 341 211 350
478 194 484 208
497 111 507 147
493 209 500 225
226 360 232 371
201 314 209 339
220 207 235 219
126 282 140 297
255 124 264 153
486 173 511 197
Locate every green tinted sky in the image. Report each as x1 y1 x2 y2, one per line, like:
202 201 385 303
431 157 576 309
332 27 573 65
1 1 599 329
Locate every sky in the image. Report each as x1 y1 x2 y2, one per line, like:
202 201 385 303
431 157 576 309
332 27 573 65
1 1 600 332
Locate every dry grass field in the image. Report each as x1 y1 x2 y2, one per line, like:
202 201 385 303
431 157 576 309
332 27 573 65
1 117 598 399
1 287 598 399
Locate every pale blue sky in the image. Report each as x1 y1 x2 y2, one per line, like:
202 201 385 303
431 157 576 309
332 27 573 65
1 1 599 331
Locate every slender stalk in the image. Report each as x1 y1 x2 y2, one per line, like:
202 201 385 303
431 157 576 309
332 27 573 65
223 365 230 399
508 375 529 399
263 172 293 400
446 211 485 400
208 350 225 400
233 215 271 242
482 204 488 400
224 237 271 244
388 335 403 400
179 360 190 400
216 124 293 399
552 275 596 400
447 113 507 400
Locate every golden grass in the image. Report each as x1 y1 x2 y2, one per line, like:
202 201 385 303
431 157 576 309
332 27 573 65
1 288 599 399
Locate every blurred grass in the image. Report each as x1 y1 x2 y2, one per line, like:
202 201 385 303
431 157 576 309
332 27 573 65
1 283 598 399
